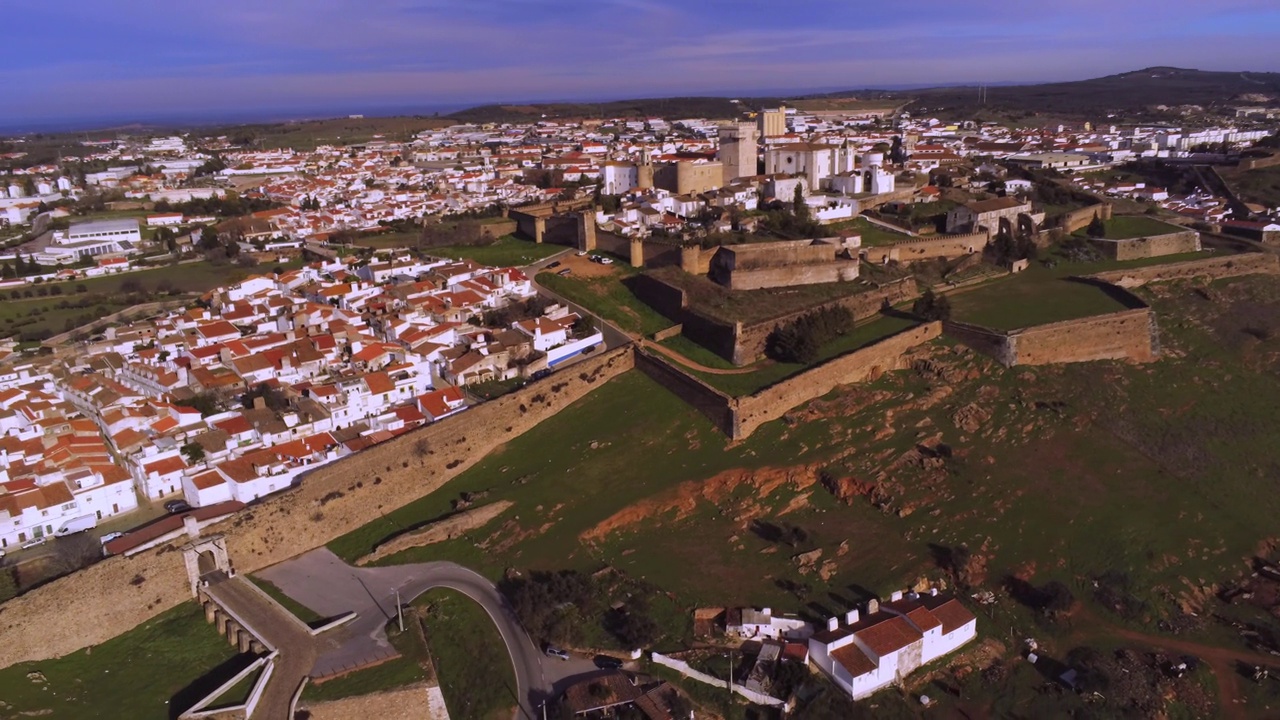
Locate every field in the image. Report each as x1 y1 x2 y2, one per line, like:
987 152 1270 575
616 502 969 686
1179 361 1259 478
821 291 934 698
1223 164 1280 209
0 603 246 720
947 247 1213 330
835 217 913 247
418 588 518 720
537 268 673 336
682 313 921 397
315 266 1280 716
424 235 565 267
1076 214 1186 239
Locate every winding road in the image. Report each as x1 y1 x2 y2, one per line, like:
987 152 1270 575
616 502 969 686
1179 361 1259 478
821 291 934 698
259 548 599 719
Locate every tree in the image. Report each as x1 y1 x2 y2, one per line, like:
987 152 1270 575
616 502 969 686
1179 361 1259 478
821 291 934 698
13 254 26 276
912 288 952 321
181 442 206 465
198 226 221 251
0 262 12 279
792 184 809 221
1087 213 1107 238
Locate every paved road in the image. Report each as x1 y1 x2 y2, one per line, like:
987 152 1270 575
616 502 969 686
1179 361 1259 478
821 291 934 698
203 574 318 720
259 548 599 719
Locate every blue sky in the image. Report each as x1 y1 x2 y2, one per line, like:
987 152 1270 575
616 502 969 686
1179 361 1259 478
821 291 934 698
3 0 1280 127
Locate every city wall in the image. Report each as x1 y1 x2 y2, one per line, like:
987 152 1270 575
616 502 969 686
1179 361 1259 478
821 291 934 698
862 232 989 264
1239 154 1280 171
1092 230 1201 261
730 279 918 364
634 349 736 436
943 307 1157 368
1058 203 1113 234
1088 252 1280 288
0 346 636 669
733 322 943 438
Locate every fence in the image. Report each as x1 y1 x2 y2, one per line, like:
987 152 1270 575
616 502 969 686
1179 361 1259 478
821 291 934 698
650 652 787 708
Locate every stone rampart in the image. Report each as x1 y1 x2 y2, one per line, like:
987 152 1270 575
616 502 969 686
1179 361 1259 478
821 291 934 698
1091 230 1201 261
733 322 942 438
1012 309 1157 366
1088 252 1280 288
1059 203 1113 234
942 321 1017 366
731 279 918 364
862 233 988 264
0 346 636 669
634 349 735 436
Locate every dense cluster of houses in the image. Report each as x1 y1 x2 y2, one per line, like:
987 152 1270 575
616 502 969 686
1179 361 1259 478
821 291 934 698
0 251 602 551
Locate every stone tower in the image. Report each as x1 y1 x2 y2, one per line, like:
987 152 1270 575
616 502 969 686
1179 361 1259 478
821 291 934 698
718 122 759 186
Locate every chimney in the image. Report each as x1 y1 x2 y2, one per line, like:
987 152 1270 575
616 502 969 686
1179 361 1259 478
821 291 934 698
867 598 879 615
845 609 860 625
826 617 838 632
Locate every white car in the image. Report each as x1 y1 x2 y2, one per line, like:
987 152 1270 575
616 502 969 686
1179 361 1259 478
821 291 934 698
597 257 614 265
21 537 47 550
100 532 124 545
576 250 588 256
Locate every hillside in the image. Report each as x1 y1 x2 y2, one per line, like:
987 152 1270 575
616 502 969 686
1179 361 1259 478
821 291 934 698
447 67 1280 124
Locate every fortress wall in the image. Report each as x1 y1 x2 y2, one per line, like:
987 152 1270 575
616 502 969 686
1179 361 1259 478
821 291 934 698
863 233 988 264
633 350 736 436
0 347 636 669
731 279 918 364
942 321 1018 367
723 261 861 291
1094 231 1201 261
1088 252 1280 287
733 322 942 439
1011 308 1158 366
1059 203 1113 234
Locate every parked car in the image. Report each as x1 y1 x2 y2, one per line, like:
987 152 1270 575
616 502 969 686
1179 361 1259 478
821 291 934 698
557 268 572 276
99 532 124 545
165 499 193 514
545 645 570 661
21 537 47 550
597 256 614 265
576 250 588 257
593 655 623 670
547 261 562 269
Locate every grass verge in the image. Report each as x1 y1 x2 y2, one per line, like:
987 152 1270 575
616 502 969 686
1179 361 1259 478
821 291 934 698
419 588 518 720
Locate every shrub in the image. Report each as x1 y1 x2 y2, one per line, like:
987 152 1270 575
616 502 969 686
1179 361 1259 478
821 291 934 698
765 305 855 364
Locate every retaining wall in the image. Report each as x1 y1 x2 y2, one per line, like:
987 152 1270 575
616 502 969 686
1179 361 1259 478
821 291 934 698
1092 230 1201 261
944 309 1157 367
1059 203 1113 234
0 346 636 669
733 322 942 438
862 233 989 264
1088 252 1280 288
634 349 735 436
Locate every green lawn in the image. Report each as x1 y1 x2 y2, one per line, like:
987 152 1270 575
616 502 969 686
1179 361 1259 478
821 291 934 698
833 216 914 246
537 271 673 336
425 235 565 267
658 334 738 370
302 619 427 702
688 313 922 397
0 603 248 720
1077 215 1186 240
418 588 518 720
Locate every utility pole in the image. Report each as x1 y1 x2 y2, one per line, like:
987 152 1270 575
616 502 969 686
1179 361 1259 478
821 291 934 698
394 586 404 633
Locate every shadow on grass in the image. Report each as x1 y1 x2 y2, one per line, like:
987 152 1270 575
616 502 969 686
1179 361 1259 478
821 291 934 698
168 652 260 719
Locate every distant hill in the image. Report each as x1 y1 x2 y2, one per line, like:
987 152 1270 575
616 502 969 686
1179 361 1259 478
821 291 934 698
447 67 1280 124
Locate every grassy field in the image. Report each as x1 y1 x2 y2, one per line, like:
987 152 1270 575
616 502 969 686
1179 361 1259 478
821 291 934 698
0 603 247 719
947 247 1213 330
834 216 914 246
1078 214 1186 239
424 235 565 267
418 588 518 720
537 270 673 336
658 334 738 370
1222 163 1280 209
688 313 921 396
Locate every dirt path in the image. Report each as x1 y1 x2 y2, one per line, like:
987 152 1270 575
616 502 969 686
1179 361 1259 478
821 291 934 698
1072 605 1280 719
639 338 769 375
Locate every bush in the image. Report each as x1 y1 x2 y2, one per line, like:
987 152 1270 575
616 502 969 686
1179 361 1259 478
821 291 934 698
765 305 855 364
912 288 952 321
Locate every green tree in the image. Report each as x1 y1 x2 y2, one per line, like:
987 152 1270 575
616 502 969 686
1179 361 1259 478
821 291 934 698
0 262 12 279
13 254 26 276
792 184 808 221
198 226 221 251
180 442 206 465
913 288 952 321
1087 213 1106 238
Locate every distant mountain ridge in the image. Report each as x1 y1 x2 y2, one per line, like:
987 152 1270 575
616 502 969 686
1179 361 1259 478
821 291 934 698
447 67 1280 123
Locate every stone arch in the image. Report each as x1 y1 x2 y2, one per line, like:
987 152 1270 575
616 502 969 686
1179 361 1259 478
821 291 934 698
182 534 232 597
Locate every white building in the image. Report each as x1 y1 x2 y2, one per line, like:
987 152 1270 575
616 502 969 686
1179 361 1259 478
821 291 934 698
728 607 814 640
765 143 857 189
39 218 143 264
808 591 977 700
602 162 639 195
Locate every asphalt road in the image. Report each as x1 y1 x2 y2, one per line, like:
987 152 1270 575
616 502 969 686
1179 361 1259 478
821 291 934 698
259 548 599 719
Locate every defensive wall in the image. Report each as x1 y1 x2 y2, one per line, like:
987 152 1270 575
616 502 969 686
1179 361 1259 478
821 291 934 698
636 322 942 440
0 346 636 669
632 273 919 366
708 238 861 291
1088 251 1280 288
1058 203 1113 234
944 308 1157 368
862 232 989 265
1238 154 1280 171
732 321 943 438
1090 230 1201 261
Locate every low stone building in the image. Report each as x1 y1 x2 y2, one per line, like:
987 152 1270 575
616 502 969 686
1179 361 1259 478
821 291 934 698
945 197 1033 237
708 237 861 291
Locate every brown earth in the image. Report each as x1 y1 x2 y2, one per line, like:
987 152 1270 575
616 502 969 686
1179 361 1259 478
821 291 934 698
579 464 822 543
